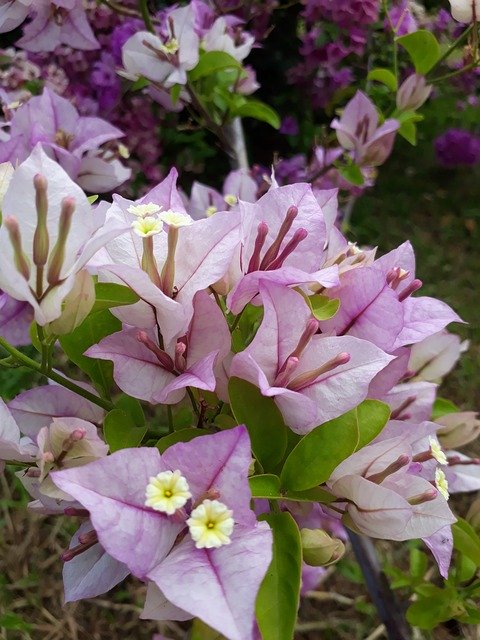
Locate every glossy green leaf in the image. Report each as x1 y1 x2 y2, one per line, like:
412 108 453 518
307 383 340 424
432 397 459 420
59 309 121 396
190 619 225 640
453 518 480 566
228 377 288 470
87 194 99 204
367 68 398 91
156 428 213 453
256 513 302 640
92 283 139 313
307 294 340 321
397 30 441 74
406 594 459 629
189 51 241 81
338 163 364 186
130 76 150 91
249 474 281 498
104 408 147 452
233 100 281 129
281 400 390 491
399 120 417 145
115 394 145 427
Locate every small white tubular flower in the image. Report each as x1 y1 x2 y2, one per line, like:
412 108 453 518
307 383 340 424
205 205 218 217
435 468 450 500
159 37 180 55
429 436 448 466
127 202 162 217
145 470 192 514
187 499 234 549
159 209 193 228
132 216 164 237
223 193 237 206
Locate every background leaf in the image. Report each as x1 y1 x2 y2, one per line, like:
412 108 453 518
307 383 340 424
397 30 441 74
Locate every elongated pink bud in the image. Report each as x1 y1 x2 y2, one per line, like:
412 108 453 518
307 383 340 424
33 174 49 268
390 396 416 420
290 318 319 359
408 488 437 506
274 356 299 387
160 225 179 297
259 205 298 269
4 216 30 281
137 331 175 371
61 539 97 562
398 279 422 302
175 341 187 372
26 467 41 478
365 454 410 484
247 221 269 273
64 507 90 517
267 228 308 270
447 456 480 466
78 529 98 545
287 352 350 392
47 197 75 285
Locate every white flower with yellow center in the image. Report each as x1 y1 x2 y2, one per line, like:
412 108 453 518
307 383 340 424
429 436 447 465
205 205 218 217
187 499 234 549
132 216 163 238
159 209 193 228
159 37 179 55
127 202 162 217
435 468 450 500
145 470 192 515
224 194 237 206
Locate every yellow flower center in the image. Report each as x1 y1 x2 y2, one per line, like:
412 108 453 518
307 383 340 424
159 209 193 228
435 468 450 500
429 436 448 465
131 216 163 237
127 202 161 217
187 499 234 549
159 37 179 55
224 194 238 206
145 470 192 515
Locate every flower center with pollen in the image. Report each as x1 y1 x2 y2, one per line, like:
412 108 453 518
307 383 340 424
187 499 234 549
145 470 192 515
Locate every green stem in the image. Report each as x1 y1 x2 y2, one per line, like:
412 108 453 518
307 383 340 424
167 405 174 433
428 24 474 75
187 387 200 417
139 0 154 32
0 336 113 412
430 60 478 84
229 307 245 332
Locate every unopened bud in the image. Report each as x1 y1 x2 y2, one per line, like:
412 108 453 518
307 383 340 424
33 174 49 267
300 528 345 567
4 216 30 280
137 331 175 371
408 487 438 506
48 270 95 335
366 454 410 484
437 412 480 449
398 279 422 302
287 352 350 392
47 197 75 285
42 451 55 463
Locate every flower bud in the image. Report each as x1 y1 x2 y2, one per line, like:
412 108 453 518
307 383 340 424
300 528 345 567
437 412 480 449
4 215 30 281
48 270 95 335
396 74 432 112
47 197 75 285
33 174 49 268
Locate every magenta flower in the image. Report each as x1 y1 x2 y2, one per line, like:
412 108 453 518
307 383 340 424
51 427 272 640
0 88 129 192
226 182 340 314
86 290 231 404
230 281 393 433
0 146 129 325
331 91 399 166
17 0 99 52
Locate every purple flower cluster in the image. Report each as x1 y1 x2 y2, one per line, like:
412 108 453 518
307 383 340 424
435 128 480 168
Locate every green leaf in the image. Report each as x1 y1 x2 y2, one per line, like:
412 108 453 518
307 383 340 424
410 548 428 578
338 163 364 186
406 593 462 629
189 51 241 81
87 194 99 204
281 400 390 491
0 612 32 631
432 397 459 420
59 309 120 396
170 83 181 106
367 68 398 91
307 294 340 321
232 100 281 129
92 283 139 313
397 30 441 74
156 428 214 453
191 619 226 640
249 474 281 498
228 377 288 470
453 518 480 566
103 408 147 452
256 513 302 640
173 406 194 430
130 76 150 91
285 486 336 504
115 395 145 427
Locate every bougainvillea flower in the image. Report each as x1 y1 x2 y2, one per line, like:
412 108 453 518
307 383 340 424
230 282 393 433
0 88 129 191
329 437 456 541
0 146 129 325
448 0 480 22
445 452 480 494
0 0 32 33
381 381 437 422
0 291 33 346
63 520 130 602
189 168 257 219
0 398 37 471
396 74 432 112
202 17 255 61
17 0 99 52
423 526 453 579
51 427 272 640
319 242 461 353
437 412 480 449
95 170 240 341
227 182 340 313
87 290 231 404
408 331 467 382
122 5 199 87
331 91 399 166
